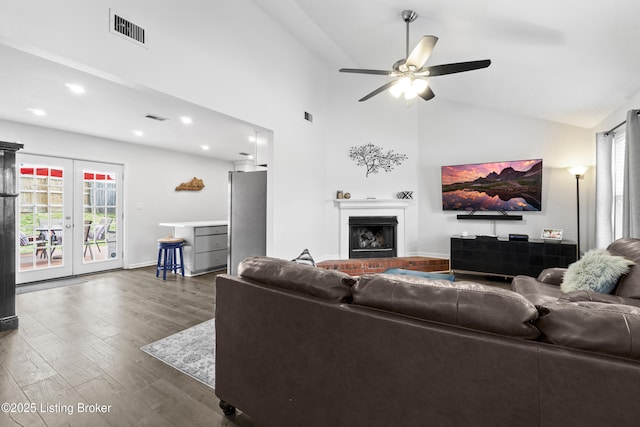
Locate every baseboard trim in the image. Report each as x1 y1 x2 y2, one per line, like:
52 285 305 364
407 251 450 260
125 261 157 270
0 315 19 331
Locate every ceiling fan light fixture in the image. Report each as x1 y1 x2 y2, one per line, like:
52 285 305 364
389 77 411 98
412 79 428 94
389 82 403 98
389 77 427 99
339 9 491 104
404 86 418 100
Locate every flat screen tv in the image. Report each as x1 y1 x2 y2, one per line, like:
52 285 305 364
441 159 542 212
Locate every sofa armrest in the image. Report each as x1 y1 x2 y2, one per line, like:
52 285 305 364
537 301 640 360
537 268 567 286
559 290 640 308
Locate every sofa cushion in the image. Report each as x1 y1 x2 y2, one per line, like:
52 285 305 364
537 301 640 360
608 238 640 298
511 275 562 306
238 256 355 302
352 274 539 339
536 268 567 286
558 290 640 308
561 249 634 294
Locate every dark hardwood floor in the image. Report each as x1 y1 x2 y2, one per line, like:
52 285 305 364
0 267 257 427
0 266 515 426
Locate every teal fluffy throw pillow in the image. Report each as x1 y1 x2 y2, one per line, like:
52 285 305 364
561 249 635 294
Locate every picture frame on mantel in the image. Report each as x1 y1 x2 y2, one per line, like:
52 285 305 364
541 228 563 240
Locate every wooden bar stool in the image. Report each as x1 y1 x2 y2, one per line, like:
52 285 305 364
156 236 185 280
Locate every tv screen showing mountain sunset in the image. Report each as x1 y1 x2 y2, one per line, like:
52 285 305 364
441 159 543 211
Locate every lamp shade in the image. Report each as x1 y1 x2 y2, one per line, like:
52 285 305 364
568 166 589 176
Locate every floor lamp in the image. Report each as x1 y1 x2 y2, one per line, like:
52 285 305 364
568 166 589 259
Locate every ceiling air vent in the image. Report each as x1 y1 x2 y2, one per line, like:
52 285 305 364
109 9 148 48
145 114 169 122
304 111 313 123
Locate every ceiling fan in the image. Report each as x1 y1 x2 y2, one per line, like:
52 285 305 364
339 10 491 102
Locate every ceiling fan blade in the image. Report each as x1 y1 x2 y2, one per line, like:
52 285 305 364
420 59 491 77
406 36 439 68
358 80 398 102
339 68 394 76
418 86 435 101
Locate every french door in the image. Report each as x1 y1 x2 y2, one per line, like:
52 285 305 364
16 154 123 284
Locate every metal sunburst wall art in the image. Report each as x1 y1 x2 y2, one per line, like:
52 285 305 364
349 143 408 178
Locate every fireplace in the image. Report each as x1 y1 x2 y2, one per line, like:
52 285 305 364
336 198 408 260
349 216 397 259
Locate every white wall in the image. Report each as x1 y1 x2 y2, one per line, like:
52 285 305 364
593 88 640 133
415 99 594 257
323 73 419 259
0 0 331 260
0 0 600 264
1 119 232 268
322 73 594 260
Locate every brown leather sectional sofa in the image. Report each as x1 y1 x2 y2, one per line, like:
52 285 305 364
215 239 640 427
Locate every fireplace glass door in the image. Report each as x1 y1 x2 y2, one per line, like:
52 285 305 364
349 216 398 258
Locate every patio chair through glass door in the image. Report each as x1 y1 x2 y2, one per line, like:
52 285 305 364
16 155 123 283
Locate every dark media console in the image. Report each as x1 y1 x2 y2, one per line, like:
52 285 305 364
450 236 577 278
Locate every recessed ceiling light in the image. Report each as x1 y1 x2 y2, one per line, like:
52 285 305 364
181 116 193 125
27 108 46 116
132 130 144 137
201 145 210 150
65 83 85 94
248 135 257 143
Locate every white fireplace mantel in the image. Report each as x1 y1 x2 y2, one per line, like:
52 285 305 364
335 199 410 260
334 199 410 210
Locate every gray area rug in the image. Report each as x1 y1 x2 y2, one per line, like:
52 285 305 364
141 319 215 389
16 277 88 294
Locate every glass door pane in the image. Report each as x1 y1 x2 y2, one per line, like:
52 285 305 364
16 156 123 283
16 155 73 283
73 161 123 275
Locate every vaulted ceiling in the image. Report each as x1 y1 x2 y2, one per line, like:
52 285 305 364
2 0 639 160
257 0 640 128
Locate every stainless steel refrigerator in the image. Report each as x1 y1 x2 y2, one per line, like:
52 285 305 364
228 170 267 275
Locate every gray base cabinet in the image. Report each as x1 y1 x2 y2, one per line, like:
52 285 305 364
192 226 228 273
160 221 228 276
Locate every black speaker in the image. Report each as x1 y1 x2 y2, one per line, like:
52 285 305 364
509 233 529 242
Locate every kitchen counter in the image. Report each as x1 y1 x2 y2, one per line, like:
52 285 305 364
159 220 228 228
160 220 228 276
